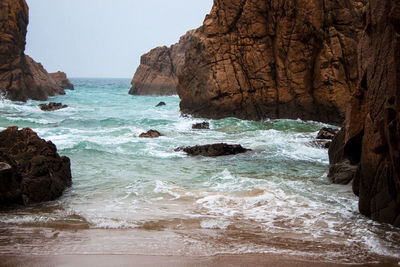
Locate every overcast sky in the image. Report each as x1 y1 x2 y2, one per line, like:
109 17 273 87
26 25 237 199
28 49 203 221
25 0 213 78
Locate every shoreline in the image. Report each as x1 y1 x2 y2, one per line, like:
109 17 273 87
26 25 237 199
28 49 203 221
1 254 399 267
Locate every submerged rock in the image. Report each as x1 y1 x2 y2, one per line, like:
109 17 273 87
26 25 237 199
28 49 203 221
156 102 166 107
192 122 210 130
139 130 163 138
39 102 68 111
175 143 251 157
0 127 72 205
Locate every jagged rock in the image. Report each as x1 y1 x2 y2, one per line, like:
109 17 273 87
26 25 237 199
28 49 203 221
175 143 251 157
328 159 359 185
0 127 72 205
177 0 366 124
129 30 195 95
310 140 331 149
39 102 68 111
192 122 210 129
0 0 68 102
317 128 339 140
156 102 166 107
49 71 74 90
139 130 163 138
329 0 400 227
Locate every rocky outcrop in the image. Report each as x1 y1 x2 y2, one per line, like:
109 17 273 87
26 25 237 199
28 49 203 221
0 0 70 102
192 122 210 129
177 0 366 124
329 0 400 227
175 143 251 157
0 127 72 205
49 71 74 90
39 102 68 111
129 30 195 95
139 130 163 138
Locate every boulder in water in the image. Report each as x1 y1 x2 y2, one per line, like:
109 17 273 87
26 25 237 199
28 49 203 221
139 130 163 138
175 143 251 157
316 128 339 140
0 127 72 205
192 122 210 130
39 102 68 111
155 102 166 107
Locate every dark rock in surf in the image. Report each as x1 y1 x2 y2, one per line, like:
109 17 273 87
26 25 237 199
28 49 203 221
139 130 163 138
39 102 68 111
310 140 331 149
192 122 210 130
175 143 251 157
316 128 339 140
0 127 72 205
156 102 166 107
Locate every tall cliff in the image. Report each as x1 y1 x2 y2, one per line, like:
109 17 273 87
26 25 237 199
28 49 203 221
177 0 366 124
329 0 400 227
0 0 70 102
129 30 194 95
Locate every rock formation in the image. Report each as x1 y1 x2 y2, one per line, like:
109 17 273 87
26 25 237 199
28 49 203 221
129 30 195 95
49 71 74 90
0 127 72 205
39 102 68 111
139 130 163 138
192 122 210 130
177 0 366 124
329 0 400 227
175 143 250 157
0 0 71 102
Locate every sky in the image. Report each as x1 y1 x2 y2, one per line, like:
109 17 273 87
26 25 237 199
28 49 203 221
25 0 213 78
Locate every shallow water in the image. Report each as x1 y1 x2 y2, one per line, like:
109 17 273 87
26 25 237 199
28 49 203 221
0 78 399 263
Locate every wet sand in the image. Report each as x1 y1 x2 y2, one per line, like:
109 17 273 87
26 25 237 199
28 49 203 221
1 254 399 267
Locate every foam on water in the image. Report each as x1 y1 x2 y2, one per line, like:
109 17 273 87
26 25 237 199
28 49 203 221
0 78 399 263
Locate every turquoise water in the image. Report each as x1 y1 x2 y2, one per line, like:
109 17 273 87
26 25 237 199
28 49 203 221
0 78 399 262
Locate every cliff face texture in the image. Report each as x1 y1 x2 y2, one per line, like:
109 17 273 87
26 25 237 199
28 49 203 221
177 0 366 124
329 0 400 227
0 0 69 102
129 30 194 95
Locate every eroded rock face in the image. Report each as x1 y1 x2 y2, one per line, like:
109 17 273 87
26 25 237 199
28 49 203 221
177 0 366 124
0 0 68 102
329 0 400 227
175 143 251 157
0 127 72 205
129 30 195 95
49 71 74 90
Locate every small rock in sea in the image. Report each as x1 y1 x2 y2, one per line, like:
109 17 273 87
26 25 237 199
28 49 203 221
156 102 166 107
316 127 339 140
175 143 251 157
192 122 210 130
39 102 68 111
310 140 331 149
139 130 163 138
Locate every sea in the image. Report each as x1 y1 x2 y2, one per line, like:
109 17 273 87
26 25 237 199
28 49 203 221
0 78 399 263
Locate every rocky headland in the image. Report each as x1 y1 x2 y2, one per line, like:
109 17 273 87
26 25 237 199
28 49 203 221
129 30 195 95
329 0 400 227
0 0 72 102
0 127 72 205
177 0 366 124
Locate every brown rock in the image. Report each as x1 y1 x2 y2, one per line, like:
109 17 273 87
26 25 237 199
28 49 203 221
129 30 195 95
316 127 339 140
175 143 251 157
139 130 163 138
0 127 72 205
0 0 67 102
329 0 400 227
192 122 210 130
177 0 366 124
39 102 68 111
49 71 74 90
